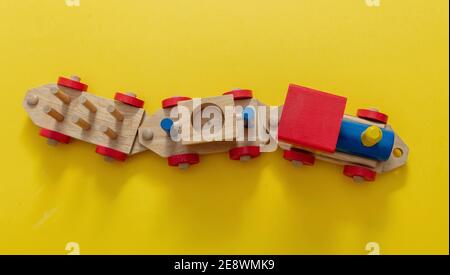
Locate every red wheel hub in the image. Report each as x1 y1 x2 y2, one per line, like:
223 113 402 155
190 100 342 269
357 109 388 124
39 128 71 144
95 145 128 161
223 89 253 100
114 92 144 108
57 77 88 91
343 165 376 181
229 146 260 160
168 153 200 166
283 149 315 165
162 97 192 109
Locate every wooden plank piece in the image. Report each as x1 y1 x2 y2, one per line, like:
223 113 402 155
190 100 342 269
278 84 347 153
23 84 144 154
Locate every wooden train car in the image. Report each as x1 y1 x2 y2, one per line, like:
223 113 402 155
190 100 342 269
137 89 274 168
23 76 147 161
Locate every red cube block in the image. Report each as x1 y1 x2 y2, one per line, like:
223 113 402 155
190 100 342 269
278 84 347 153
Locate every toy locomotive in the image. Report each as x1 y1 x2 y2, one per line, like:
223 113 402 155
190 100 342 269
278 84 408 182
23 76 408 182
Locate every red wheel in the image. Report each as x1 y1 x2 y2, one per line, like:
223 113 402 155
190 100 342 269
162 96 192 109
95 145 127 161
343 165 376 182
57 76 88 91
223 89 253 100
229 146 260 160
168 153 200 168
283 149 315 165
357 109 388 124
114 92 144 108
39 128 71 144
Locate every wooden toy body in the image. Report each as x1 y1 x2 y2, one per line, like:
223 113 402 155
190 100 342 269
138 95 272 158
23 83 146 156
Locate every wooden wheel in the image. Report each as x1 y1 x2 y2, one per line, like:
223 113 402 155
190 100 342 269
283 149 315 166
357 109 388 124
39 128 71 144
229 146 260 161
114 92 144 108
95 145 128 161
223 89 253 100
162 96 192 108
168 153 200 169
343 165 376 182
57 76 88 91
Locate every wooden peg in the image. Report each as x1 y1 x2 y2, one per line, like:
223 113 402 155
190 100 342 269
70 75 81 82
361 125 383 147
106 105 124 122
50 87 71 104
100 125 118 140
71 115 91 130
141 128 154 140
43 105 64 122
79 96 97 113
26 94 39 106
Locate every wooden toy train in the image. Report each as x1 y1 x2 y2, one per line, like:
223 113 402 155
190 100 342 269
23 76 409 182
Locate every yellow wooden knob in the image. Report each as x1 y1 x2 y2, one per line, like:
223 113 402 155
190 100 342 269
361 125 383 147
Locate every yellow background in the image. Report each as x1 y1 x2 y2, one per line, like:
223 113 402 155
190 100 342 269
0 0 448 255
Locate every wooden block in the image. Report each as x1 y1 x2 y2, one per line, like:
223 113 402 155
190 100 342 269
23 84 144 154
278 84 347 153
177 95 236 145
